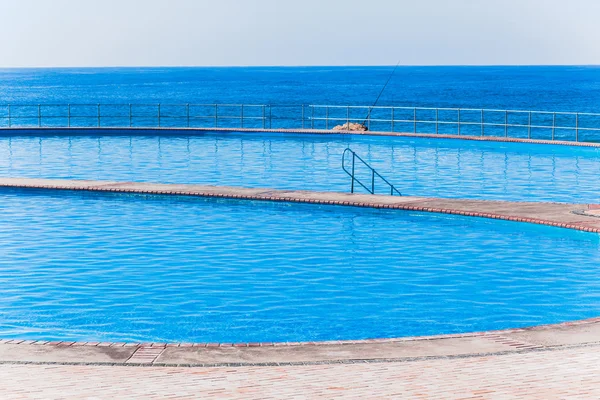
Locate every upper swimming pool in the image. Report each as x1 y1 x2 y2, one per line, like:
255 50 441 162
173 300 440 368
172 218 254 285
0 130 599 203
0 188 598 343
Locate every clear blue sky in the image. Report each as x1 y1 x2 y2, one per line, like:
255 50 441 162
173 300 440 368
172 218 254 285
1 0 599 67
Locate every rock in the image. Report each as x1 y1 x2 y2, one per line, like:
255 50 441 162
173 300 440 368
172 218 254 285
332 122 368 132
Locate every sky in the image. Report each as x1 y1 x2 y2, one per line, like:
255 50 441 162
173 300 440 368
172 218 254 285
0 0 599 67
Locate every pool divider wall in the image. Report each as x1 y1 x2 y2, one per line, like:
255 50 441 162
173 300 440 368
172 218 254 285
0 177 599 234
1 127 600 147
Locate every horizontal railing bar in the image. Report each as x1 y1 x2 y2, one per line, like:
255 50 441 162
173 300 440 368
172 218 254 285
571 126 600 132
309 105 600 116
310 117 390 123
2 103 271 108
4 103 600 116
9 115 269 120
4 118 600 131
310 106 600 117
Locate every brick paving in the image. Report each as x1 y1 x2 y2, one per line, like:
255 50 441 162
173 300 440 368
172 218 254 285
0 345 597 399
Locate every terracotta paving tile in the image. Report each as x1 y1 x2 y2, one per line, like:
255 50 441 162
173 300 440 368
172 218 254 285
0 346 597 399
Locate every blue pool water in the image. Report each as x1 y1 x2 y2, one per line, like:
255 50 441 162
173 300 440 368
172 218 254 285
1 131 600 203
0 189 598 343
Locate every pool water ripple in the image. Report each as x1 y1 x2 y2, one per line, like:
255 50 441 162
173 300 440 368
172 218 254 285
1 132 600 203
0 188 598 343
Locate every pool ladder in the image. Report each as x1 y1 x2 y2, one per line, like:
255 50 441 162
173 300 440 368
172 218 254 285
342 148 402 196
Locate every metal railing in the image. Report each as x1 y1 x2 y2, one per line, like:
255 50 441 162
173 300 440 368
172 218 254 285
1 103 600 142
309 105 600 142
342 148 402 196
0 103 285 130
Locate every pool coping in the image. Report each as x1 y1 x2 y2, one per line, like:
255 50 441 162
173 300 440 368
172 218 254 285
0 316 598 367
0 177 599 366
1 177 599 233
2 126 600 147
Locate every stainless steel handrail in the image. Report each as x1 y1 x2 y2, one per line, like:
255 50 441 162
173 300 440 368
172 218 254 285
2 103 600 142
342 148 402 196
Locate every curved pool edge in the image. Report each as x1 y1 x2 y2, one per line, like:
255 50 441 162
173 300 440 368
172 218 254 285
0 177 598 366
1 126 600 147
0 317 598 367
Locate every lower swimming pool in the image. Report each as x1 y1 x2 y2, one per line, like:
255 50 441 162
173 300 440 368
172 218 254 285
0 188 598 343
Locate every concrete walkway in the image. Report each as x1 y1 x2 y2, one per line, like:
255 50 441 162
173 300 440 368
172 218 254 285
0 316 598 366
1 344 599 399
0 177 599 232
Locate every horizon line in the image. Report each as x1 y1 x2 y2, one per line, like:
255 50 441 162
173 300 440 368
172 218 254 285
1 64 600 70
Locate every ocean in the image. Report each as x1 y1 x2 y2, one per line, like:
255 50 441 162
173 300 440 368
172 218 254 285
1 66 600 112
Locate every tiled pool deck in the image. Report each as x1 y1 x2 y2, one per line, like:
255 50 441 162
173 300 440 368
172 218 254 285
1 345 599 399
0 176 599 398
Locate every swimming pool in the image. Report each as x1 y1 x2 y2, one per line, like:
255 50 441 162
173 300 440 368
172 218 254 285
1 130 599 203
0 188 598 343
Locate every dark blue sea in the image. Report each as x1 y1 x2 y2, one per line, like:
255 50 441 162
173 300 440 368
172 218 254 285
1 66 600 111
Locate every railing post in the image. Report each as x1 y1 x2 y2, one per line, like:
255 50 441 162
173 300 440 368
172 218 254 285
262 105 266 129
351 153 355 193
38 104 41 127
481 109 484 136
457 108 461 135
435 108 439 134
528 111 531 139
391 107 395 132
157 104 161 127
186 104 190 128
371 169 375 194
241 104 244 128
413 107 417 133
301 104 305 129
269 105 272 129
97 104 101 127
311 106 314 129
552 112 556 140
576 113 579 142
325 106 329 130
7 104 10 128
129 104 132 127
505 110 508 137
214 104 218 128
